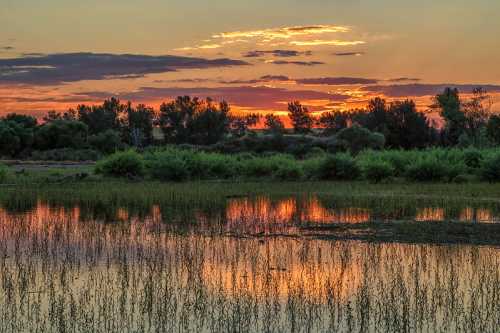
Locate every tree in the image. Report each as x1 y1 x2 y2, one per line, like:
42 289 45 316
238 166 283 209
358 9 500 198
462 88 491 140
288 101 313 134
34 120 88 150
229 114 260 137
264 114 285 135
124 103 155 147
386 100 432 149
0 114 38 156
318 111 349 135
88 129 122 154
77 97 126 135
432 88 465 145
159 96 230 145
336 125 385 154
487 115 500 144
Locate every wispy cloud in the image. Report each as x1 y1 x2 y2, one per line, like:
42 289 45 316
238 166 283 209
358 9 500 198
243 49 312 58
0 52 248 85
213 25 349 40
334 52 365 57
297 77 378 85
266 60 325 66
291 40 365 46
362 84 500 97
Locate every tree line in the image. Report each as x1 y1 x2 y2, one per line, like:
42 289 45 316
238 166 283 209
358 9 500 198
0 87 498 159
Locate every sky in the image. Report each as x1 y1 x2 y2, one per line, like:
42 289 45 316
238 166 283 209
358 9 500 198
1 0 500 118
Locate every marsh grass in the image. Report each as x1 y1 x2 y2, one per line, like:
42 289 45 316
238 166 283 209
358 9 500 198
0 206 498 332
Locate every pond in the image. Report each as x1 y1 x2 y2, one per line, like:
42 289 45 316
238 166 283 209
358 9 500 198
0 194 499 332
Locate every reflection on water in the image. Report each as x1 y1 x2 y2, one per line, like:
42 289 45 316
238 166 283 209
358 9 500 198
0 197 499 332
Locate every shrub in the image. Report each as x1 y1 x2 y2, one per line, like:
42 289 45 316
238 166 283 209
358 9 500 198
0 164 7 183
95 150 145 177
336 126 385 154
360 159 395 183
317 154 360 180
242 155 294 178
146 154 189 181
480 154 500 182
405 158 447 182
273 160 304 180
88 130 123 154
463 149 483 169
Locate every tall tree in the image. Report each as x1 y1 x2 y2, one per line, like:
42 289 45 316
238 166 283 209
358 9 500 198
432 88 465 145
264 114 285 135
288 101 313 134
125 103 155 147
386 100 432 149
318 111 349 135
78 97 126 135
159 96 230 145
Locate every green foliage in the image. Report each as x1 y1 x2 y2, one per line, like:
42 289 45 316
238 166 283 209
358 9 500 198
463 149 483 169
159 97 230 145
0 164 7 183
360 159 395 183
336 125 385 154
273 159 304 180
480 154 500 182
146 153 189 181
88 130 123 154
317 154 360 180
35 120 88 150
0 115 37 157
95 150 145 177
405 158 448 182
288 101 313 134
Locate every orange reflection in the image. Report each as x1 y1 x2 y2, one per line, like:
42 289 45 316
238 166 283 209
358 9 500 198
415 207 445 222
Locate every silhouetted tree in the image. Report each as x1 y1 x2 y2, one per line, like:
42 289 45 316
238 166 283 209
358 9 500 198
462 88 491 140
432 88 465 145
264 114 285 135
229 114 260 137
78 97 126 135
288 101 313 134
124 103 155 147
0 114 38 156
159 96 230 145
88 129 123 154
318 111 349 135
35 120 88 150
386 100 433 149
487 115 500 145
336 125 385 154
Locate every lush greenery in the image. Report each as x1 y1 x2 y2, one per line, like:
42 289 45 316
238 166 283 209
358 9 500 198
90 147 500 183
0 86 497 161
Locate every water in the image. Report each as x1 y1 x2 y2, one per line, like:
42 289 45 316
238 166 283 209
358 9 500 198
0 196 499 332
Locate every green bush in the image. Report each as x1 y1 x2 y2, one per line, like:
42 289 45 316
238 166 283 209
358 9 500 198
405 158 447 182
480 154 500 182
0 164 7 183
317 154 360 180
273 160 304 180
463 149 483 169
146 154 189 181
360 159 395 183
95 150 145 177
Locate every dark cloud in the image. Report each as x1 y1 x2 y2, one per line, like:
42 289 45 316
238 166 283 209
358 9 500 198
362 84 500 97
270 60 325 66
334 52 364 56
243 50 312 58
1 46 14 51
0 52 249 85
387 77 421 82
220 75 291 85
75 86 350 110
297 77 378 85
259 75 290 81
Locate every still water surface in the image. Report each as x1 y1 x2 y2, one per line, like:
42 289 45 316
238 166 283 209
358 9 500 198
0 195 498 332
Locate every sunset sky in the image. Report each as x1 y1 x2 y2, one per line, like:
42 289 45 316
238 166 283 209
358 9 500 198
1 0 500 118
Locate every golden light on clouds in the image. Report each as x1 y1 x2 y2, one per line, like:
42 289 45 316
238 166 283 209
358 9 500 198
290 39 366 46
